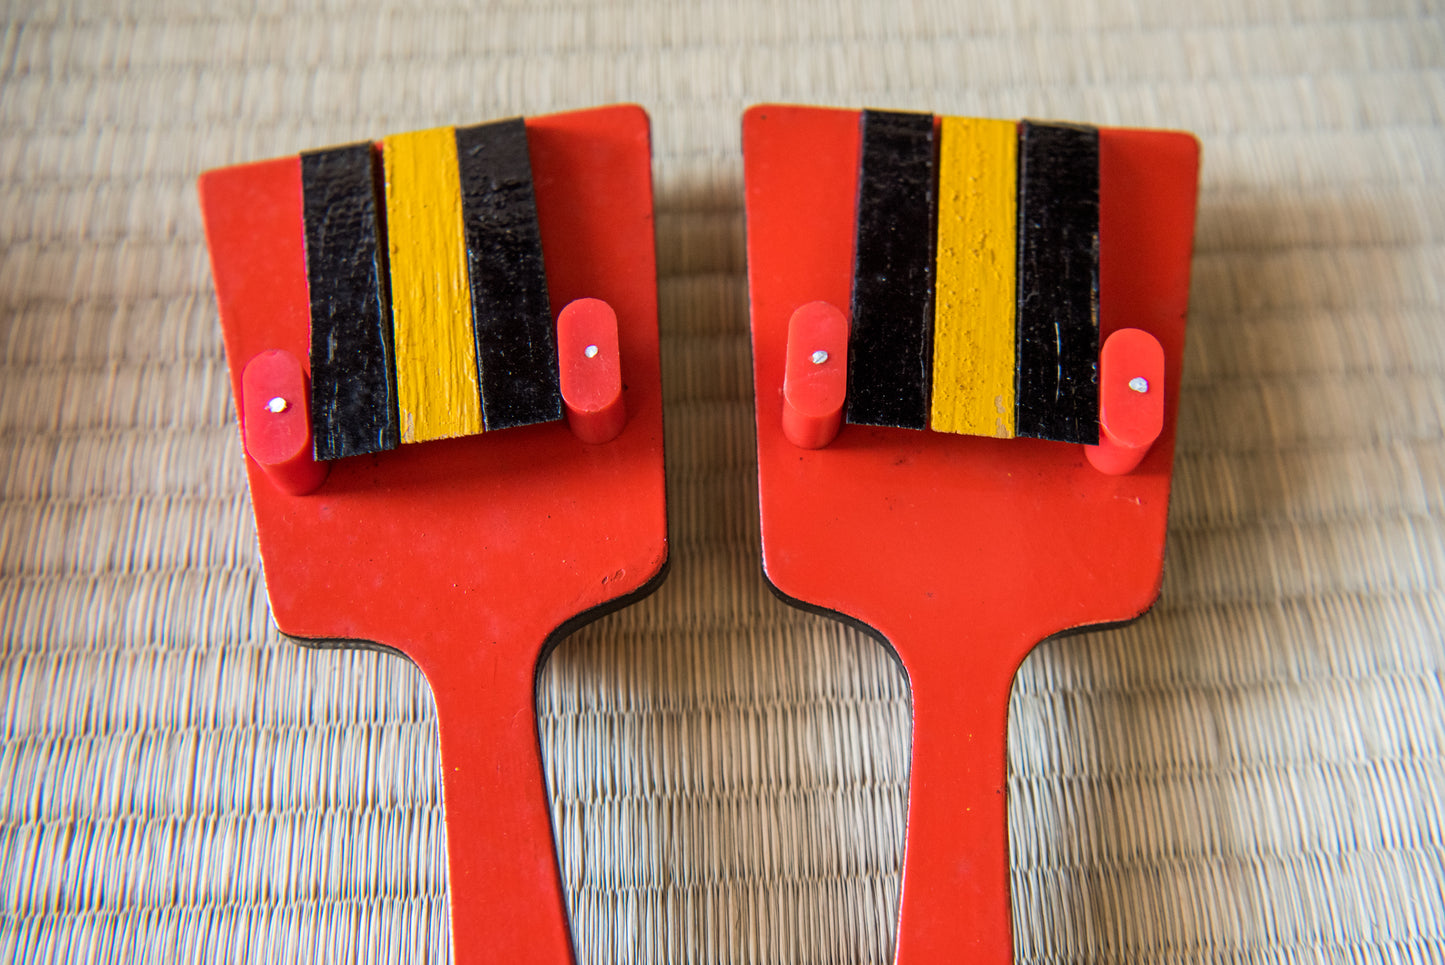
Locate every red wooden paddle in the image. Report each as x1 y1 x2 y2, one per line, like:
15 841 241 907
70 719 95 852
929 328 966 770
743 105 1198 963
199 105 667 965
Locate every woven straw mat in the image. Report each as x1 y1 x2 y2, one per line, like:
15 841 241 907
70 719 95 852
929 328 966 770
1 1 1443 962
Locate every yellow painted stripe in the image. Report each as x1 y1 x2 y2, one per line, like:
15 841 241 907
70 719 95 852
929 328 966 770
383 127 481 443
931 116 1017 438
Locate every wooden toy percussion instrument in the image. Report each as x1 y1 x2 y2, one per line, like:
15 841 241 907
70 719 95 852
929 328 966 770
743 105 1199 962
198 104 667 965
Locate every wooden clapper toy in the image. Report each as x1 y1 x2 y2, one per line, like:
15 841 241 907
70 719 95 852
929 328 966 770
743 106 1199 962
198 105 667 965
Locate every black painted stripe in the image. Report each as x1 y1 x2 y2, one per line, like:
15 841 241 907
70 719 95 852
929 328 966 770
846 109 936 430
1015 120 1100 444
455 118 562 431
301 142 399 460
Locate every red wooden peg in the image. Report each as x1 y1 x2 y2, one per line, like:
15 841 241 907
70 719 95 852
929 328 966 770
240 348 329 496
1087 327 1166 475
557 297 627 444
782 300 850 449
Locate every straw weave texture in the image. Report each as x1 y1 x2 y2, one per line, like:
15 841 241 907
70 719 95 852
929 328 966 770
2 0 1443 961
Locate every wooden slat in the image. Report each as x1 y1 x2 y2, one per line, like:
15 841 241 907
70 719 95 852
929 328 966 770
301 143 399 461
455 118 561 431
846 109 935 430
383 126 482 443
1015 120 1100 444
930 117 1017 438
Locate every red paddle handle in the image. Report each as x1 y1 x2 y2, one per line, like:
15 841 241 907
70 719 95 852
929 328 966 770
419 646 575 965
894 645 1022 963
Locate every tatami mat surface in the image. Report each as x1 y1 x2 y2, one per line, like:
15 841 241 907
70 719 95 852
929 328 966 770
1 1 1442 962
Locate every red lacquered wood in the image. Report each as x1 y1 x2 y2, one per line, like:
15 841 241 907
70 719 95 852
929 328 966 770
557 297 626 444
198 105 666 965
743 105 1199 964
240 348 328 496
782 300 850 449
1087 328 1166 475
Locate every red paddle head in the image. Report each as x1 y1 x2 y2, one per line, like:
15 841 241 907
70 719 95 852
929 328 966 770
743 105 1199 964
199 105 666 965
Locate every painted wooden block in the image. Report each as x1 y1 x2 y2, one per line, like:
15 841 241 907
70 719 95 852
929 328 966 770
456 118 562 431
301 143 400 461
846 109 936 430
1015 120 1100 444
383 126 483 444
930 116 1018 439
